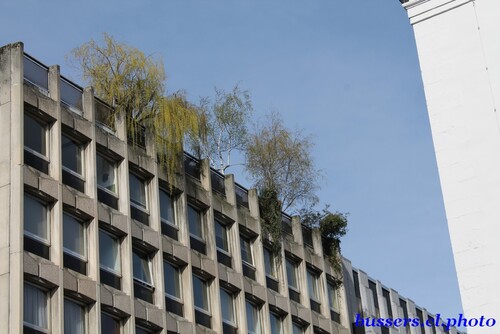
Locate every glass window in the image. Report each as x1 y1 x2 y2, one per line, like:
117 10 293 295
215 219 229 252
163 261 181 299
327 281 339 311
292 323 304 334
63 213 86 259
99 230 121 274
264 248 276 278
24 194 49 243
286 258 298 289
129 172 147 209
188 205 203 239
240 236 253 265
24 283 48 332
135 327 153 334
62 134 83 175
101 313 120 334
269 313 283 334
246 300 261 334
159 189 175 224
193 275 209 312
24 113 47 156
133 250 153 285
307 269 320 301
64 299 85 334
220 288 235 325
96 154 117 193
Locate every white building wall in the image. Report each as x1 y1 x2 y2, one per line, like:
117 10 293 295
404 0 500 330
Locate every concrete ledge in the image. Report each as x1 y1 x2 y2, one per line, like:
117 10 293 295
134 299 164 329
63 269 97 301
243 277 266 302
97 203 128 235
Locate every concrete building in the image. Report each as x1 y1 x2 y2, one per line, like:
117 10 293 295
400 0 500 331
0 42 461 334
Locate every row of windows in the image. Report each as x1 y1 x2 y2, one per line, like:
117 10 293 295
24 280 312 334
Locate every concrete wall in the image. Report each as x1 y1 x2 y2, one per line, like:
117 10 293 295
403 0 500 330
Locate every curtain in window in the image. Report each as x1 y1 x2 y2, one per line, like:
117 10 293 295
133 251 152 284
64 299 85 334
24 283 47 330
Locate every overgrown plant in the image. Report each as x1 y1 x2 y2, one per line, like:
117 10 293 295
188 84 253 174
68 33 200 183
300 206 348 288
246 113 320 254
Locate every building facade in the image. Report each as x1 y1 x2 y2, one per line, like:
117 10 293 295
400 0 500 331
0 42 460 334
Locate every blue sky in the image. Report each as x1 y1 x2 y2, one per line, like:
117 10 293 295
1 0 463 319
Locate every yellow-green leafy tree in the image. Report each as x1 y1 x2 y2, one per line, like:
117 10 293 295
68 33 200 183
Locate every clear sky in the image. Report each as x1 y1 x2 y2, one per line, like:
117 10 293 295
1 0 463 319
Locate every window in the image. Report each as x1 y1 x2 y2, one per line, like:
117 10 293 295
99 229 121 289
215 219 232 267
264 247 279 292
61 134 85 192
292 322 304 334
307 268 321 313
188 205 206 254
101 313 120 334
193 275 211 328
24 283 48 333
302 225 313 248
240 235 255 280
64 299 85 334
286 257 300 303
246 300 261 334
382 288 392 318
160 189 178 240
24 111 49 174
269 312 283 334
133 249 154 303
96 153 118 209
63 213 87 275
369 280 380 317
220 288 237 334
24 193 50 259
135 327 154 334
129 172 149 225
327 280 340 322
164 261 183 316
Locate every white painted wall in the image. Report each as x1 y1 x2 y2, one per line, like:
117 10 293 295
405 0 500 331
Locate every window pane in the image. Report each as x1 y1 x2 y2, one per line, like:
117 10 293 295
292 323 303 334
99 230 121 273
270 313 282 334
24 194 48 241
286 259 298 288
215 220 228 251
96 155 116 193
159 190 175 224
246 301 261 334
240 236 253 265
63 213 86 257
264 248 275 277
220 289 234 323
193 275 209 311
62 135 83 175
164 261 181 299
64 299 85 334
24 283 48 330
133 250 152 285
188 205 203 238
24 114 46 156
129 173 147 208
307 270 319 300
328 282 338 310
101 313 120 334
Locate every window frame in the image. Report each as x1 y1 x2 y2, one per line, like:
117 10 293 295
96 153 118 195
215 218 230 254
100 312 121 334
132 248 155 304
99 228 122 289
219 287 236 327
24 193 50 246
264 247 277 279
23 282 49 334
307 268 321 302
24 111 49 164
62 212 87 262
163 260 182 302
269 312 283 334
187 204 204 240
129 171 149 211
246 299 261 334
240 235 254 267
61 132 85 179
159 188 176 227
64 298 86 334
